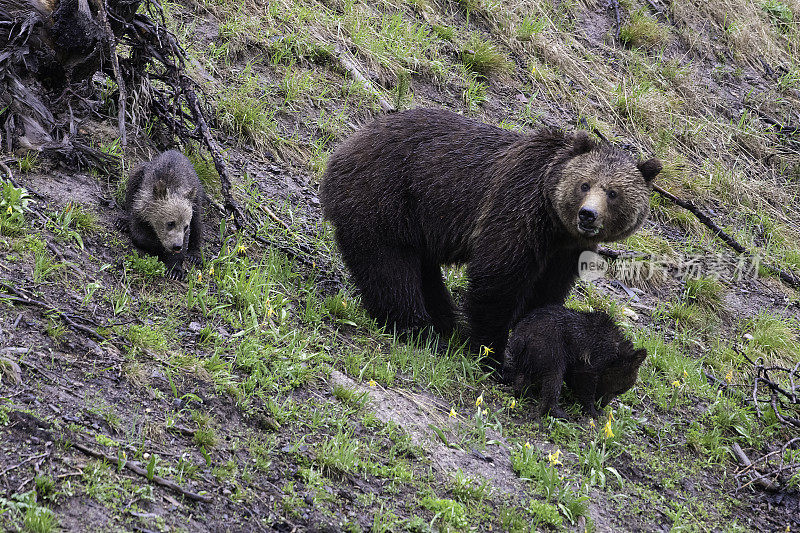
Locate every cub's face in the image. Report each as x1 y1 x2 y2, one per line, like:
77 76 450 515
555 147 661 242
152 180 196 254
597 346 647 408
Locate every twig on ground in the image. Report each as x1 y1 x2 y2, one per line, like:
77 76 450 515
652 184 800 289
0 280 105 342
608 0 622 39
333 47 394 113
69 440 213 503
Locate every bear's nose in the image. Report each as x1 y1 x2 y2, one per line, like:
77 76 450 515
579 207 598 223
172 244 182 252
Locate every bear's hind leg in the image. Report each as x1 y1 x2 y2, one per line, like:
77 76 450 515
337 236 430 331
420 261 456 335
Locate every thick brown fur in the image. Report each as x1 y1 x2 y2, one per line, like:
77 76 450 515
503 306 647 418
320 108 660 364
123 150 203 280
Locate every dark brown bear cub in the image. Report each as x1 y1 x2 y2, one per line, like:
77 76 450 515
123 150 204 280
503 306 647 419
320 108 660 365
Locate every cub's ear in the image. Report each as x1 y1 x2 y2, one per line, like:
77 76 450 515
632 348 648 367
571 130 595 155
153 180 167 200
637 158 662 183
185 187 197 201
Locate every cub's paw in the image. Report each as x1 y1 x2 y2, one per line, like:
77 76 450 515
166 267 186 281
185 254 202 267
114 218 129 232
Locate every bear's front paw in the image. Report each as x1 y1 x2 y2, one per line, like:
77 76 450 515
166 266 186 281
114 218 129 232
547 406 569 420
185 254 202 267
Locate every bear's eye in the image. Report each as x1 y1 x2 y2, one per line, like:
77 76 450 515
167 221 176 230
607 190 618 199
580 183 590 192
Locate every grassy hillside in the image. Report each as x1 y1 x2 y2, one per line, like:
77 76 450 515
1 0 800 531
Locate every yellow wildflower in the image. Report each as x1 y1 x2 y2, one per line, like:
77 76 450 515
683 369 688 378
368 380 376 387
342 300 347 308
524 441 531 449
482 408 488 416
479 345 494 357
547 449 563 466
510 399 516 409
608 410 615 422
449 408 457 418
209 265 214 276
672 380 681 388
237 244 247 255
476 394 483 408
5 206 11 215
267 305 275 318
725 371 733 383
196 271 202 282
603 420 614 439
589 419 596 429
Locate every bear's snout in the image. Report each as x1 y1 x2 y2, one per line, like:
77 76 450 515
578 207 598 224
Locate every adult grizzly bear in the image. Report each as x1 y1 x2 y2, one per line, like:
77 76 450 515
320 108 660 365
503 306 648 419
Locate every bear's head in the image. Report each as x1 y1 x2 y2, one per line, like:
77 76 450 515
150 179 196 254
553 132 661 242
596 341 647 408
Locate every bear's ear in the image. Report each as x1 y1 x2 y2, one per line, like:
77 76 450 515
153 180 167 200
571 130 595 155
637 158 662 183
185 187 197 201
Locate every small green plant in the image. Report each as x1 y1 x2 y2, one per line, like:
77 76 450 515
124 252 166 280
517 16 547 41
17 152 39 173
619 10 669 49
419 494 469 529
431 24 455 41
527 499 562 528
23 504 58 533
461 34 512 75
579 440 623 488
450 470 491 502
315 430 361 476
761 0 793 30
462 70 488 113
33 249 63 283
684 276 723 309
0 178 32 236
48 202 98 249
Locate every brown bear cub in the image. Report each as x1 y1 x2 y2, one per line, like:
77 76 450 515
503 306 647 419
123 150 204 280
320 108 661 365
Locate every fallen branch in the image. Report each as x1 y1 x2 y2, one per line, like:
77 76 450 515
333 47 394 113
68 440 213 503
0 281 105 342
731 443 780 492
607 0 622 39
652 184 800 289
